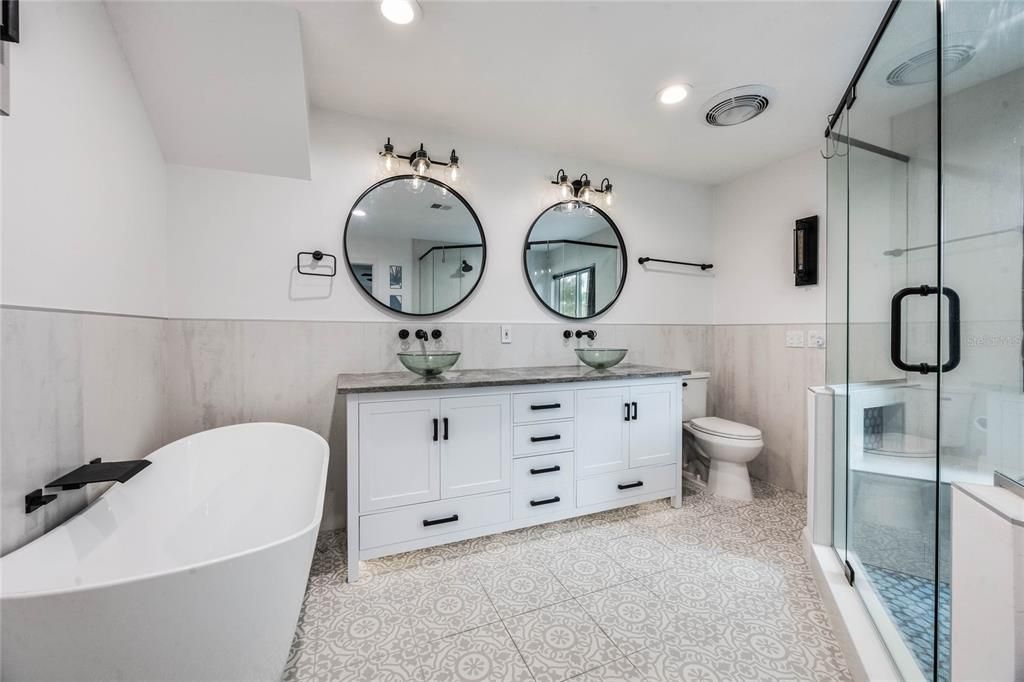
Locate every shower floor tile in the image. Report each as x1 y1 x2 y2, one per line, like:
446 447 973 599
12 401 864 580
862 563 951 682
283 479 852 682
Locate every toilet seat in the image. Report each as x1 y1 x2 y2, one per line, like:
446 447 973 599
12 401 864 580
689 417 761 441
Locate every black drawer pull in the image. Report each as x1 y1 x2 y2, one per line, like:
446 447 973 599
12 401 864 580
530 434 561 443
631 401 638 420
529 465 561 475
443 417 449 440
530 403 561 411
530 496 561 507
432 418 438 442
624 403 631 421
617 481 644 490
423 514 459 527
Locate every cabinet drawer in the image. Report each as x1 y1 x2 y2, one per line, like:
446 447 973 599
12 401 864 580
513 390 575 423
512 453 574 519
576 464 677 508
359 493 511 550
513 420 575 457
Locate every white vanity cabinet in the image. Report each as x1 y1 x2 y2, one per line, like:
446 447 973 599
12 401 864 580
341 369 685 582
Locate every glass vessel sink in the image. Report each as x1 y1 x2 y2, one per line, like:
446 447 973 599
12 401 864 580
398 351 461 377
575 348 628 369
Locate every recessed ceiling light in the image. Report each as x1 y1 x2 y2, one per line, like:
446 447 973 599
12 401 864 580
380 0 421 25
657 83 690 105
351 209 367 217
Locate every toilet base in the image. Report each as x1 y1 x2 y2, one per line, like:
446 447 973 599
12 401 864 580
708 460 753 501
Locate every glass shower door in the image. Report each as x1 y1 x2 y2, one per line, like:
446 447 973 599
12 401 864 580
939 0 1024 675
844 1 943 679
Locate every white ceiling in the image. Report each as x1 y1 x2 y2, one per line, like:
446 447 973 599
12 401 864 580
107 1 312 179
296 0 890 185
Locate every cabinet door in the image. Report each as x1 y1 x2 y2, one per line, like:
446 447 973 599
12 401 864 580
440 394 511 498
359 399 440 513
628 383 679 468
576 386 630 476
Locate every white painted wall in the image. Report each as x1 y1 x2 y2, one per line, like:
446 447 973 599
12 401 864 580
1 1 167 317
165 108 714 324
711 149 826 325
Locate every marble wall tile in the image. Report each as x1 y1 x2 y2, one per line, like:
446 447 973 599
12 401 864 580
709 324 827 495
1 308 165 555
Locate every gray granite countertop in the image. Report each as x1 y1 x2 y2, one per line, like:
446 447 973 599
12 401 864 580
337 363 690 394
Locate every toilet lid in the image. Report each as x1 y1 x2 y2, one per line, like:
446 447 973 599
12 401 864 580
690 417 762 440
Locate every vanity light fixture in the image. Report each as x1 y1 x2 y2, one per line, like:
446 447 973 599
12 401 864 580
380 0 420 25
550 170 615 207
379 138 462 181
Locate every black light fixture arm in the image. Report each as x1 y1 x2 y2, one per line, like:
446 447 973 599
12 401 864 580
638 256 713 271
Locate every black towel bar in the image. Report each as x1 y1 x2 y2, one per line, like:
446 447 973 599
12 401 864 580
638 257 713 271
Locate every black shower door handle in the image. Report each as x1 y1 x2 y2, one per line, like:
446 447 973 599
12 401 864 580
890 285 961 374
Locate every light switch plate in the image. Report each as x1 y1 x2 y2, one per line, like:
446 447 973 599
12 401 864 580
807 330 826 348
785 330 805 348
500 325 512 344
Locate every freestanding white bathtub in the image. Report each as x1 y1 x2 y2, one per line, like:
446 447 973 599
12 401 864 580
0 422 329 682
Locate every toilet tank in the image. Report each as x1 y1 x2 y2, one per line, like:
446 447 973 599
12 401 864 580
682 375 708 422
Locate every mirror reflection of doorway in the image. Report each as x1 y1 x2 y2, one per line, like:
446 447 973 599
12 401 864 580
351 263 373 295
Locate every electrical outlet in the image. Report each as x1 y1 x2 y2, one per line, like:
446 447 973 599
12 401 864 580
785 330 805 348
500 325 512 344
807 330 826 348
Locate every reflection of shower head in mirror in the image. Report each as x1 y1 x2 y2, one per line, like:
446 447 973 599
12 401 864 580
461 260 473 273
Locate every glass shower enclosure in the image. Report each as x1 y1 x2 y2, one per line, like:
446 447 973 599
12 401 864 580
825 0 1024 679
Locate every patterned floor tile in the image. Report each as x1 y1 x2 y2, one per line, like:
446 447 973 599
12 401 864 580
543 544 634 597
402 573 501 644
477 557 573 618
576 579 674 655
506 599 622 682
605 535 679 578
418 622 533 682
569 656 644 681
283 479 851 682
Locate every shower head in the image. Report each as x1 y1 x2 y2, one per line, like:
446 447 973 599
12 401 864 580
461 260 473 273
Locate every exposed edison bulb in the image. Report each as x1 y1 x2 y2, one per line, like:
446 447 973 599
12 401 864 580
446 163 460 183
380 152 397 175
579 186 594 203
603 188 614 206
558 181 572 200
411 156 430 176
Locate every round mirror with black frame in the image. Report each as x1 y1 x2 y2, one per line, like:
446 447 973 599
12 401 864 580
343 175 486 316
523 201 627 320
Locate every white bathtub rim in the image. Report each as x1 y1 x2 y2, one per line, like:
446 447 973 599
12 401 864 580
1 422 329 601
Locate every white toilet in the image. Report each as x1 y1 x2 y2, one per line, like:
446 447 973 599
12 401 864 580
681 374 764 501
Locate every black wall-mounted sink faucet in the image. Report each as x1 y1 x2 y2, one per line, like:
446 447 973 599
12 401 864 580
575 329 597 340
415 329 428 341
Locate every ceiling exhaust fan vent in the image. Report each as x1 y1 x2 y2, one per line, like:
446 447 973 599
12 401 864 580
702 85 773 127
885 44 976 86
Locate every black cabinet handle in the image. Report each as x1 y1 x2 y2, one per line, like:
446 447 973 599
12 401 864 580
432 418 438 442
682 382 688 387
530 465 561 475
617 481 644 490
443 417 449 440
423 514 459 527
530 496 561 507
530 434 561 443
631 401 638 420
890 285 962 374
530 403 561 411
624 403 631 421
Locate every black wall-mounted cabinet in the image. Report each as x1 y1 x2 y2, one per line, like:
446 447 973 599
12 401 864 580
794 215 818 286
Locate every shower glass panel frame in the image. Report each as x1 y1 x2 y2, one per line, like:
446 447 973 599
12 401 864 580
826 1 1024 680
